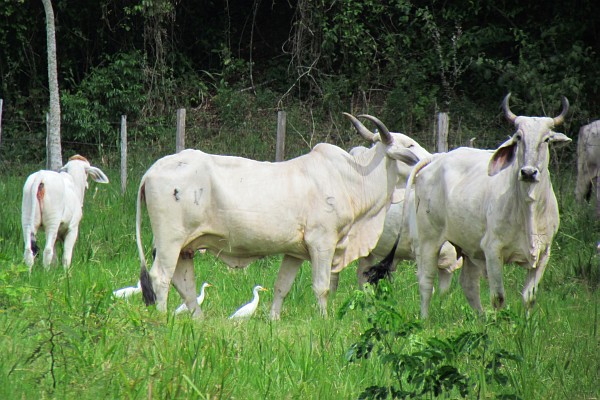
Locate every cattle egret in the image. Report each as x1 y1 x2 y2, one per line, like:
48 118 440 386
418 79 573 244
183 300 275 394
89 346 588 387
113 281 141 299
228 285 268 319
174 282 213 314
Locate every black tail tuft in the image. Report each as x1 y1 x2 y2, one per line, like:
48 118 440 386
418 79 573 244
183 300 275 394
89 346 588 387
364 236 400 285
31 238 39 257
140 266 156 306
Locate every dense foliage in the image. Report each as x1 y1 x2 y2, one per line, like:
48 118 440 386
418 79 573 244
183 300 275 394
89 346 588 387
1 0 599 162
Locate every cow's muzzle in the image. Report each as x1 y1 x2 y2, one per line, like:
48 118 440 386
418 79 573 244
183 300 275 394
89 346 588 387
519 166 539 182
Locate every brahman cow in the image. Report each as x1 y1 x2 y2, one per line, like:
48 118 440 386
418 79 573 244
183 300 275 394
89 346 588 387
575 120 600 206
346 145 462 291
22 155 109 271
136 113 422 319
407 94 570 318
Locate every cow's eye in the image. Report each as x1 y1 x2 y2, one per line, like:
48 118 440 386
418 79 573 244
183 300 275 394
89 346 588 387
544 137 550 143
515 134 522 141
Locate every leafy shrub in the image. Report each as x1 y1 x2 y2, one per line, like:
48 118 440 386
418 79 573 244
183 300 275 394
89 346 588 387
338 282 522 399
61 51 147 146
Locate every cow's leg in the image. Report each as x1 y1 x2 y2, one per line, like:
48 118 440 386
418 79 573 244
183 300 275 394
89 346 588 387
437 267 453 295
522 246 551 310
172 251 201 318
61 227 79 269
150 247 181 312
329 271 340 293
42 226 59 269
483 249 505 309
270 255 303 320
459 257 483 314
308 245 335 317
417 241 440 318
23 229 37 272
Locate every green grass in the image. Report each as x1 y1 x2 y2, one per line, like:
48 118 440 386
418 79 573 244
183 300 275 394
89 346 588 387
0 163 598 399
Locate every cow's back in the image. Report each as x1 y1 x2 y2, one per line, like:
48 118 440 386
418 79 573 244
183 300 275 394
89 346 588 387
140 149 333 259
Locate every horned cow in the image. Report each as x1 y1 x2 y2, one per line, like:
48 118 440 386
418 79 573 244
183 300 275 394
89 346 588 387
345 144 462 292
136 113 423 320
22 155 109 271
409 94 570 318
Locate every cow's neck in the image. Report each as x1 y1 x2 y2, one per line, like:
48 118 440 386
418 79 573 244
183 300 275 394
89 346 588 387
511 165 556 266
66 169 87 206
351 145 391 210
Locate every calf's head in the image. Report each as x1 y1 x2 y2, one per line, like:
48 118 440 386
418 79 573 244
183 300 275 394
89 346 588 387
60 155 110 201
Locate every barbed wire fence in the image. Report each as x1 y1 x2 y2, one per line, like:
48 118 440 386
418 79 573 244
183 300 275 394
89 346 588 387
0 101 583 199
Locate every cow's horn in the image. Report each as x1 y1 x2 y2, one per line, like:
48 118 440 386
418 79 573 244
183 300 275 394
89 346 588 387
553 96 569 126
343 112 375 142
358 114 393 145
502 93 517 123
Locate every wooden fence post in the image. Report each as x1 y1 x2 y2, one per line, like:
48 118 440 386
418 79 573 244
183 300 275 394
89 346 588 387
0 99 3 152
120 115 127 195
437 112 449 152
276 110 286 162
176 108 186 153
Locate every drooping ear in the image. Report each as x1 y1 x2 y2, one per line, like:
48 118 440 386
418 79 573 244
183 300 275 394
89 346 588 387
548 131 572 147
86 166 110 183
488 137 517 176
388 148 419 166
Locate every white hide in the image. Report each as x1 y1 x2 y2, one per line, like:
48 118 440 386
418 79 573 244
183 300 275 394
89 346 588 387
348 146 462 293
22 155 109 271
136 114 423 320
575 120 600 202
409 94 570 318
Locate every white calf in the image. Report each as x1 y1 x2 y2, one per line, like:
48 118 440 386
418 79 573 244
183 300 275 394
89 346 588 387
22 155 109 271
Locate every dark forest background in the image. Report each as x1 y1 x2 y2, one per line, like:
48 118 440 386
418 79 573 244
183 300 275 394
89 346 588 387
1 0 599 163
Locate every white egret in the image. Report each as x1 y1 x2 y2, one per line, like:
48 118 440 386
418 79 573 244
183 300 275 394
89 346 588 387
228 285 268 319
113 280 141 299
174 282 213 314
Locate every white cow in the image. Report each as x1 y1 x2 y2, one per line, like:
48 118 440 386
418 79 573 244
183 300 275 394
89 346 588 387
22 155 109 271
409 94 570 318
136 113 423 320
347 146 462 292
575 120 600 203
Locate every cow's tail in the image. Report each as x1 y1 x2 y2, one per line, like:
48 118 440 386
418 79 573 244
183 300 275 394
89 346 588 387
365 156 435 285
136 178 156 306
23 174 44 270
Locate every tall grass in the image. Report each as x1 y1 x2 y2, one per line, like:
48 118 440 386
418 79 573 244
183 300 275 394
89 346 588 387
0 158 597 399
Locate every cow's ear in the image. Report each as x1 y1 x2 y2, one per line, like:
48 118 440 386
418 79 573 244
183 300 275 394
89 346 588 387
549 131 572 147
488 137 517 176
86 166 110 183
388 148 419 166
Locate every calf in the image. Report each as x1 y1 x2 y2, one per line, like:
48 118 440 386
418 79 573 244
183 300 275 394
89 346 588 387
22 155 109 271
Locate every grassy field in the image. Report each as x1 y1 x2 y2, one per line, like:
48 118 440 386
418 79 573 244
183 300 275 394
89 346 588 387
0 159 598 399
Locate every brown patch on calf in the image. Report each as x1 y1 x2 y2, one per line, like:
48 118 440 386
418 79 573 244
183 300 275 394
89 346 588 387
68 154 89 163
36 182 45 202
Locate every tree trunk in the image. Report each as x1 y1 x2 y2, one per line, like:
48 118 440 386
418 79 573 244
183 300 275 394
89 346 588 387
42 0 62 170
